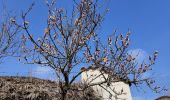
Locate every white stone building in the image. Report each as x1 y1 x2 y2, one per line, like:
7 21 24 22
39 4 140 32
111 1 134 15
81 67 132 100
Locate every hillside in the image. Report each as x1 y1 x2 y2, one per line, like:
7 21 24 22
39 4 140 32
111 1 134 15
0 76 100 100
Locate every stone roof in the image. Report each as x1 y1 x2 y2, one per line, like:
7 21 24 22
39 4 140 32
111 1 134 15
156 94 170 100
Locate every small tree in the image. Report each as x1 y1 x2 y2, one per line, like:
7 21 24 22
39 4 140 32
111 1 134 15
0 2 20 63
13 0 167 99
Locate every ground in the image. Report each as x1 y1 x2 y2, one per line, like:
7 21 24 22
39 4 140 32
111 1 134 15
0 76 99 100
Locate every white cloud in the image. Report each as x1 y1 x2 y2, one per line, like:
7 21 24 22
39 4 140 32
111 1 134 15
30 66 56 80
141 72 152 79
133 96 154 100
133 96 143 100
128 49 151 78
128 49 149 64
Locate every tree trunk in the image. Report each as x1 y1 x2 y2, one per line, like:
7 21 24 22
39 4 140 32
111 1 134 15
61 89 67 100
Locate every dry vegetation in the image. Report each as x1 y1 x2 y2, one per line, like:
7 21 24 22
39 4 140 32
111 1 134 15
0 76 100 100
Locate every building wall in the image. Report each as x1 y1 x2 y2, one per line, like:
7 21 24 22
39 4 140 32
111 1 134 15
81 69 132 100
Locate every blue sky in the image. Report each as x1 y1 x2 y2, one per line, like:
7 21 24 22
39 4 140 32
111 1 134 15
1 0 170 99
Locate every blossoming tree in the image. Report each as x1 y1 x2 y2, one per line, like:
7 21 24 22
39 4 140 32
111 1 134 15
13 0 167 99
